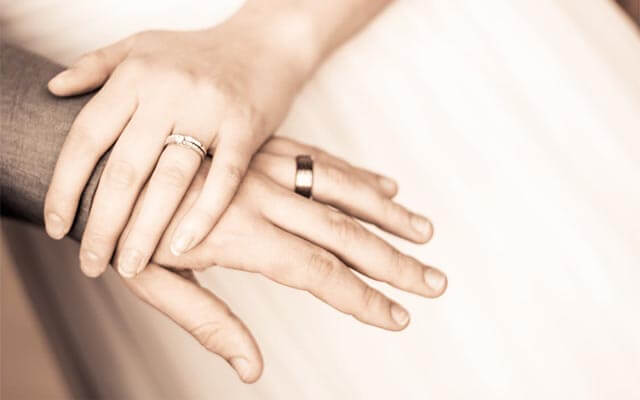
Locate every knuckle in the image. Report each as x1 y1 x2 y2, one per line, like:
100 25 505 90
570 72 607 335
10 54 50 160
307 251 338 285
189 318 230 353
378 197 403 219
221 162 246 186
195 78 224 102
155 163 189 188
327 212 361 244
124 225 155 248
173 69 199 89
82 230 115 254
117 57 150 77
235 103 265 136
190 167 208 191
382 199 408 222
360 285 383 313
195 76 217 92
68 122 105 154
389 248 405 271
103 159 137 190
387 249 413 283
166 67 211 93
324 164 351 188
204 77 237 99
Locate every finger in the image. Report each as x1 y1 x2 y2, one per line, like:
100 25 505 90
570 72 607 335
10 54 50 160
260 137 350 169
77 105 171 277
48 37 133 96
261 137 398 197
124 263 263 382
205 222 410 331
116 144 201 278
251 153 433 243
261 188 447 298
170 132 253 256
165 266 201 283
44 76 137 240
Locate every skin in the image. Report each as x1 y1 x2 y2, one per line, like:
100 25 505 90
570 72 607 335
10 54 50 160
37 0 448 383
43 0 396 279
118 137 448 383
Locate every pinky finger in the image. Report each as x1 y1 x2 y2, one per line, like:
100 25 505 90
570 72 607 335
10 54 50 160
170 137 252 256
123 263 263 383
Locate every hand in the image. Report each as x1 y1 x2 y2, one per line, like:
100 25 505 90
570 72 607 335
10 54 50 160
116 137 447 381
44 17 311 278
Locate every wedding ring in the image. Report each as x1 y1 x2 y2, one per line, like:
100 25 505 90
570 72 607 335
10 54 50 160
294 155 313 198
164 134 207 160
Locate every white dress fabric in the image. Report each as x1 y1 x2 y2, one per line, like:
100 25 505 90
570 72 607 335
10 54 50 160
2 0 640 398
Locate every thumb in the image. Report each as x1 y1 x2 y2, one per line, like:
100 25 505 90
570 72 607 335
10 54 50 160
124 263 264 383
48 36 133 96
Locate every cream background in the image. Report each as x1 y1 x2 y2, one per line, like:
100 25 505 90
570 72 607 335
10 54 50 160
1 0 640 398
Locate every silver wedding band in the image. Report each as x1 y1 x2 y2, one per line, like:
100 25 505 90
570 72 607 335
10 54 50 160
295 155 313 198
164 134 207 160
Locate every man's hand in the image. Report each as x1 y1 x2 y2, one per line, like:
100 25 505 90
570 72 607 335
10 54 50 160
120 137 445 384
120 137 447 329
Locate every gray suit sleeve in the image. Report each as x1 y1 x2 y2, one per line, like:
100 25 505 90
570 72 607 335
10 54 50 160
1 42 109 240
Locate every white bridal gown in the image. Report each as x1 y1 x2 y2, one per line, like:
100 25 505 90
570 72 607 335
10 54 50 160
2 0 640 399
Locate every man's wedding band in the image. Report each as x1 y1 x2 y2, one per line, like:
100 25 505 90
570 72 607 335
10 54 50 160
295 155 313 198
164 134 207 160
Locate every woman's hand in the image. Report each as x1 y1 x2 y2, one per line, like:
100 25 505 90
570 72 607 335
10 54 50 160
43 0 396 279
118 137 445 364
44 15 313 278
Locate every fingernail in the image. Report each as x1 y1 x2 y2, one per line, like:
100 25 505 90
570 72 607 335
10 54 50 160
48 70 70 90
378 176 397 194
46 212 66 239
390 303 410 327
230 357 250 381
118 249 144 278
135 259 147 275
171 231 194 256
411 214 433 240
424 268 447 293
79 249 101 277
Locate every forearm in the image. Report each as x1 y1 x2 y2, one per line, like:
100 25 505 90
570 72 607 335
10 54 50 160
0 43 101 240
214 0 394 79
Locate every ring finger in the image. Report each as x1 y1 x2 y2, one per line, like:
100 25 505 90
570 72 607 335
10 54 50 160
251 152 433 243
115 132 206 277
261 137 398 198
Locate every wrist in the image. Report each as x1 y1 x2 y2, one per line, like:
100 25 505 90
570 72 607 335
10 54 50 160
213 5 324 82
